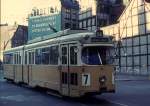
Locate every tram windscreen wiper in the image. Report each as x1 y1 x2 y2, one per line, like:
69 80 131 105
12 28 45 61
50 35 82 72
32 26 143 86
82 47 103 65
97 50 103 65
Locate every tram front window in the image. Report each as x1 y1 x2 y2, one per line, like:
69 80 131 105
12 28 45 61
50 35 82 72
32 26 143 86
81 46 114 65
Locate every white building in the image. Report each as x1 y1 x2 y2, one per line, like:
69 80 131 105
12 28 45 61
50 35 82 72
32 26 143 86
78 0 126 31
29 0 79 30
101 0 150 75
0 24 17 62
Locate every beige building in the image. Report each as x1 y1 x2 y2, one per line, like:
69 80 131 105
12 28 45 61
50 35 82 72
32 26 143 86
101 24 119 40
77 0 97 15
101 0 150 75
0 24 17 61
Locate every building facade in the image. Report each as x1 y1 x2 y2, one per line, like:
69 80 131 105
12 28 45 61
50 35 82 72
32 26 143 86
101 0 150 75
28 14 61 42
11 25 28 48
61 0 79 30
29 0 79 31
78 0 125 31
0 24 17 62
79 8 97 31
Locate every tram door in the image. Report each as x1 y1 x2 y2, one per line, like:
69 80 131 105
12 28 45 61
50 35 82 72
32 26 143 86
60 43 78 96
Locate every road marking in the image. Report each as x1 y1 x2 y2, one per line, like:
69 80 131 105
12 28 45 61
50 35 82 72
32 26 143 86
108 100 129 106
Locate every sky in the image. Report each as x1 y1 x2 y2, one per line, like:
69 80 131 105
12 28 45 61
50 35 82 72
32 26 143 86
0 0 96 26
1 0 61 25
1 0 31 25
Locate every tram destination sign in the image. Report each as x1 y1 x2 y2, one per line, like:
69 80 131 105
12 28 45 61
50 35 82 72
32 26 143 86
91 37 109 42
28 13 61 41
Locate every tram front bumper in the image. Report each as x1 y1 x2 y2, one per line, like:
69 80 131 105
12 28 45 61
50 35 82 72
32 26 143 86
80 84 115 96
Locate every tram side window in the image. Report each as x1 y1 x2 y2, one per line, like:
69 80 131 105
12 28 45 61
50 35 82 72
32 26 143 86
50 46 59 65
62 47 67 65
14 54 17 64
19 53 21 64
28 51 35 64
4 54 13 64
25 51 27 64
70 46 77 65
42 47 50 64
14 53 21 64
35 49 42 64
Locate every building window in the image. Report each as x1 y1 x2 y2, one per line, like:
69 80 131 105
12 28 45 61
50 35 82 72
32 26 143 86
65 23 71 29
65 13 70 19
92 18 95 26
139 25 146 35
138 14 145 25
73 24 76 29
79 14 82 20
88 19 91 26
83 20 86 28
79 22 82 29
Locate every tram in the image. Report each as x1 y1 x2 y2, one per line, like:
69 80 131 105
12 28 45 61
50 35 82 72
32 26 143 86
3 30 115 97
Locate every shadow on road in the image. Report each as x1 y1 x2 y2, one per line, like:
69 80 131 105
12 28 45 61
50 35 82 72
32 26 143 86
61 96 116 106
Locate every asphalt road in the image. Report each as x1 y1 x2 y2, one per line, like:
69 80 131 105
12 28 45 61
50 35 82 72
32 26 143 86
0 71 150 106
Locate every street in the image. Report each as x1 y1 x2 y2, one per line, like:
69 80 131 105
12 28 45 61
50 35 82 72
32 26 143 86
0 71 150 106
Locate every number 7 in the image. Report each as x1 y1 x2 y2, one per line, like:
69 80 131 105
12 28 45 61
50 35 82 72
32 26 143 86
84 75 88 85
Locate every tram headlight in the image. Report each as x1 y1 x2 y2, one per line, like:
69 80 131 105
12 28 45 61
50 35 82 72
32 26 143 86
99 76 107 83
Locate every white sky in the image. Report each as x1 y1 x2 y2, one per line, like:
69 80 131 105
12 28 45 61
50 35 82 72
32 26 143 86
1 0 31 25
1 0 61 25
1 0 95 25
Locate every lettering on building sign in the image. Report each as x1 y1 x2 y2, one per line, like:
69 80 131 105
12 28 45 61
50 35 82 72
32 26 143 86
28 13 61 40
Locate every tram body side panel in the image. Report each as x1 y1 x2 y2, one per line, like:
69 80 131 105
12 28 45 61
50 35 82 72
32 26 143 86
79 65 115 96
60 66 81 97
60 66 69 96
23 65 29 84
3 64 15 80
60 65 115 97
14 65 23 83
67 66 81 97
28 65 60 91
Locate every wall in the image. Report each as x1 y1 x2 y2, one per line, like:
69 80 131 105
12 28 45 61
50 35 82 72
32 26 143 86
0 25 17 61
101 0 150 75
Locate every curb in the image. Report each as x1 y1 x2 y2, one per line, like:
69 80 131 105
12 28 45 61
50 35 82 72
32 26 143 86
115 79 149 81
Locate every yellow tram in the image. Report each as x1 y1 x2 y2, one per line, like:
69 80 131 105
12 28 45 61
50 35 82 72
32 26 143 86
3 30 115 97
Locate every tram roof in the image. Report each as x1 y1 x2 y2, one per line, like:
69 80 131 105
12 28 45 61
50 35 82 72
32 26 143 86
3 45 24 53
25 31 95 49
4 30 113 53
4 30 94 53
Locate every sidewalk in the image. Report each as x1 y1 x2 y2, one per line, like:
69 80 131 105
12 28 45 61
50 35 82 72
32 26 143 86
115 73 150 81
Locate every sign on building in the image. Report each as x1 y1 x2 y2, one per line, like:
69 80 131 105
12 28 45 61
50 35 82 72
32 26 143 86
28 13 61 41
